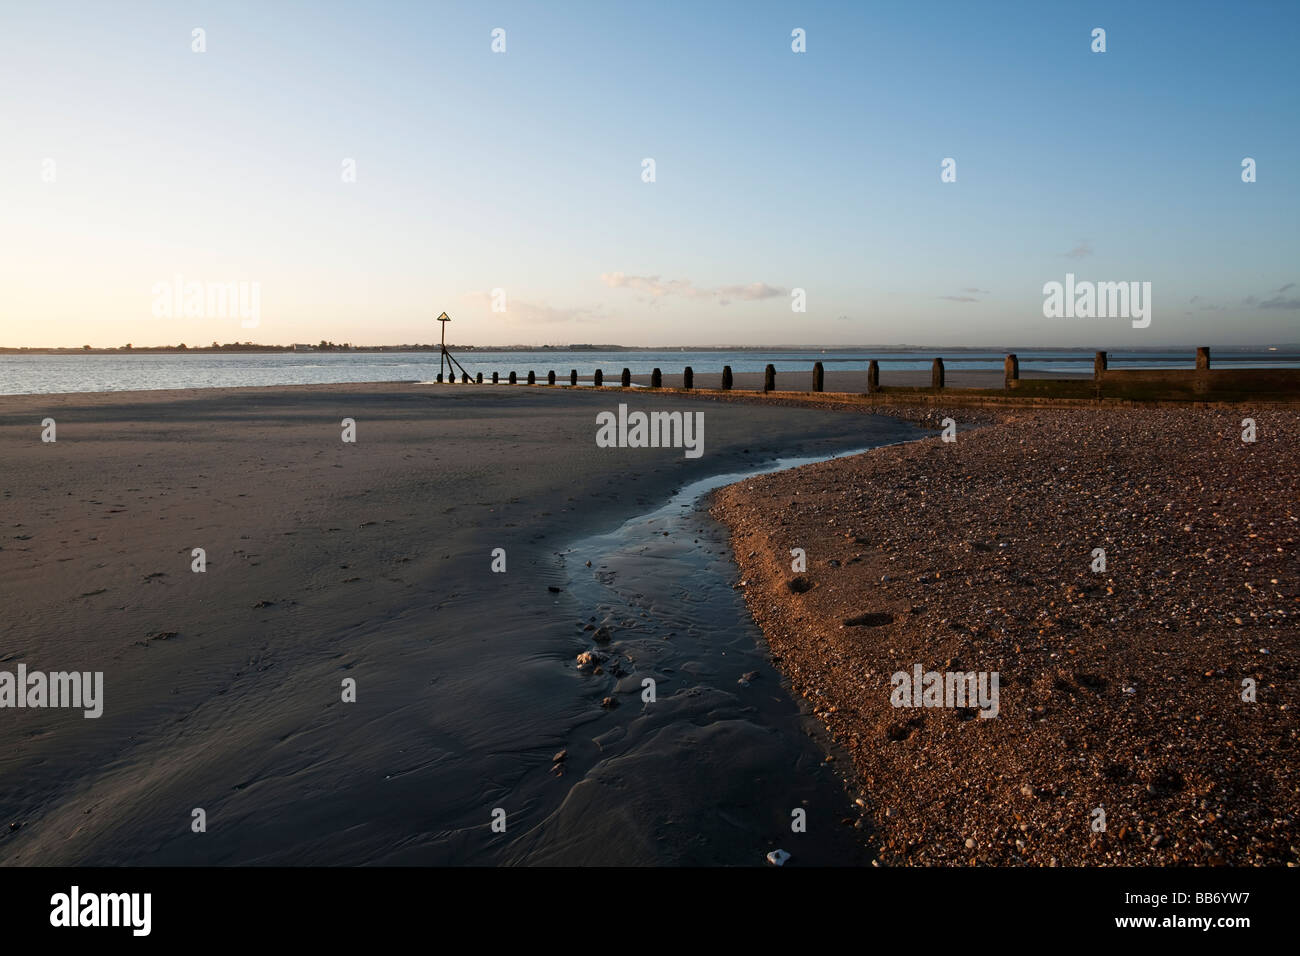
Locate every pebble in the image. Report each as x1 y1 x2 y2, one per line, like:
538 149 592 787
710 405 1299 865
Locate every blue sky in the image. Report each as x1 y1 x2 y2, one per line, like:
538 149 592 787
1 0 1297 347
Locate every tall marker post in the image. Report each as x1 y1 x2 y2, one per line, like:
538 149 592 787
436 311 473 383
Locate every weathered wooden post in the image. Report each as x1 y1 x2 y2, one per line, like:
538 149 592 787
812 361 824 392
1196 346 1211 370
683 366 693 390
527 370 536 385
492 371 499 384
570 369 578 386
931 358 945 390
1004 354 1019 389
462 372 469 383
547 370 556 385
721 365 733 390
594 369 603 387
867 360 879 393
1094 351 1107 381
764 364 776 393
476 372 483 383
509 371 517 384
651 368 662 388
621 367 631 388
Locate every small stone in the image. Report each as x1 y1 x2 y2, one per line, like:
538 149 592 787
600 696 618 709
766 848 791 866
592 626 612 643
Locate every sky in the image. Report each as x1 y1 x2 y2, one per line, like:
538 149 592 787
1 0 1297 349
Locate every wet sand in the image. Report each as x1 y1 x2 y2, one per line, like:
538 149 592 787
713 406 1299 865
0 382 916 865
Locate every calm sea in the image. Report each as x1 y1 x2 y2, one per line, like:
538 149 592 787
1 349 1296 396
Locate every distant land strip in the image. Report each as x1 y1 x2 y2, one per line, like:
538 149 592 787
4 344 1299 355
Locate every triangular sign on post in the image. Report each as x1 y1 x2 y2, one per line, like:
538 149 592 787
437 312 450 321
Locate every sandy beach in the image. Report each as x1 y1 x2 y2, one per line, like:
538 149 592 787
0 382 917 865
4 381 1295 867
713 405 1299 865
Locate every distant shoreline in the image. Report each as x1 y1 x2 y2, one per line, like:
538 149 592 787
4 345 1298 356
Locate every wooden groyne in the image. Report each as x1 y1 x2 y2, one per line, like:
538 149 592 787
431 348 1300 404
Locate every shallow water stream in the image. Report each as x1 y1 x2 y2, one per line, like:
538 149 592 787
504 445 907 865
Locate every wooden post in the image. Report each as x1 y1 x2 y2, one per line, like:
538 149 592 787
462 372 469 383
547 370 556 385
931 358 944 390
651 368 662 388
1196 346 1211 370
436 373 443 383
867 360 879 393
1004 354 1019 389
764 364 776 393
594 369 603 387
1094 351 1107 380
509 371 517 384
812 361 824 392
492 371 499 384
721 365 733 390
683 366 693 389
621 367 631 388
570 369 578 386
527 370 535 385
476 372 483 383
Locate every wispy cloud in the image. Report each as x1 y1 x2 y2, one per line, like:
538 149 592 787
715 282 786 304
600 272 785 306
1259 295 1300 310
1063 240 1093 259
461 291 599 324
938 287 989 303
1243 282 1300 310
